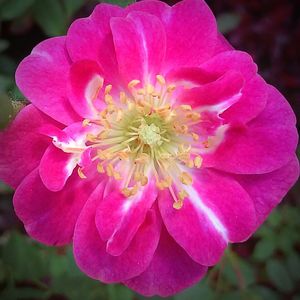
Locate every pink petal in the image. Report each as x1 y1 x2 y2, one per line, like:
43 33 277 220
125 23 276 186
39 122 99 191
73 187 161 283
13 168 101 246
66 4 123 86
163 0 217 69
236 156 299 227
159 169 256 265
110 11 166 84
68 60 104 119
95 180 158 256
204 85 298 174
15 37 80 125
125 0 170 19
177 70 244 108
124 227 207 297
221 75 268 124
39 145 77 192
0 105 61 188
213 33 234 54
199 50 257 81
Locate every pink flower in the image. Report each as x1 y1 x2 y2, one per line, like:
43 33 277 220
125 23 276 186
0 0 298 296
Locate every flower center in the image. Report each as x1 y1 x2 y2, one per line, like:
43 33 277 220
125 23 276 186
76 75 221 209
139 123 162 146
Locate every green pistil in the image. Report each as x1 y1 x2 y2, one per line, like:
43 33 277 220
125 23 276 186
139 123 163 146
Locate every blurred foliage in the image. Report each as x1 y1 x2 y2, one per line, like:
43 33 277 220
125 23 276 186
0 205 300 300
0 0 300 300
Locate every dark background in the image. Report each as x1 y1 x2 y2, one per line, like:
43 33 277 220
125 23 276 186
0 1 299 299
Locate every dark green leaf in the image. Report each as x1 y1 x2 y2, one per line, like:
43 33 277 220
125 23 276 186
63 0 86 18
0 39 9 52
33 0 67 36
217 13 240 34
100 0 135 7
174 281 214 300
266 259 294 293
252 286 280 300
253 239 276 261
286 252 300 281
0 0 34 21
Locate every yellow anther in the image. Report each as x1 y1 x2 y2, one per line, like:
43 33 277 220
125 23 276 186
178 189 188 201
180 172 193 185
186 112 201 121
156 74 166 85
140 176 148 186
82 119 90 127
146 84 154 94
122 188 131 197
120 91 127 104
105 84 112 95
191 132 199 141
173 200 183 210
97 163 105 173
86 133 99 142
186 160 194 168
137 89 146 95
180 105 192 111
167 84 176 92
113 171 122 180
135 153 149 164
104 94 114 105
78 167 87 179
194 156 203 168
98 130 108 139
128 79 140 89
118 151 129 160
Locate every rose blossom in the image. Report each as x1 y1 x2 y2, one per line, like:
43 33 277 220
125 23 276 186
0 0 298 296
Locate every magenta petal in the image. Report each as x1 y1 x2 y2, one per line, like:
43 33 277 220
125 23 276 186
221 75 268 124
66 4 123 85
74 188 161 282
13 169 100 246
39 145 76 192
236 156 299 227
68 60 104 119
95 180 158 255
125 0 170 19
199 50 257 81
205 85 298 174
0 105 62 188
160 169 256 265
178 70 244 107
124 227 207 297
111 11 166 84
159 188 227 266
15 37 80 125
213 33 234 54
163 0 217 69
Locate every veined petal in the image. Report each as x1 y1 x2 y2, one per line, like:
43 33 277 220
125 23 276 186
111 11 166 84
204 85 298 174
68 60 105 119
177 70 244 108
163 0 218 69
0 105 62 188
124 227 207 297
15 37 80 125
96 179 158 255
159 169 256 265
13 168 101 246
66 3 124 86
236 156 299 227
74 186 161 282
39 122 99 191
